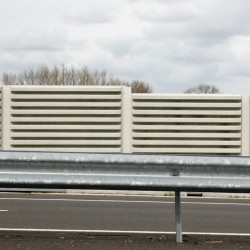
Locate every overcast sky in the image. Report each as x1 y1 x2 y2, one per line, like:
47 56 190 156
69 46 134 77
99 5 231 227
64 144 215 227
1 0 250 93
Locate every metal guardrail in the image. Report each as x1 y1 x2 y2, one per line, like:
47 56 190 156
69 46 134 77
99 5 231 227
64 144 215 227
1 151 250 243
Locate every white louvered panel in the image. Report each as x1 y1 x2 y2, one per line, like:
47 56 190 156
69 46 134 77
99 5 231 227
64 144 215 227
132 94 242 155
10 86 122 153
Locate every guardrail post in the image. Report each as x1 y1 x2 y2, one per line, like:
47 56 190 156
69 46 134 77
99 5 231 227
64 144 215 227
2 86 11 150
175 191 182 243
241 94 250 156
121 86 132 153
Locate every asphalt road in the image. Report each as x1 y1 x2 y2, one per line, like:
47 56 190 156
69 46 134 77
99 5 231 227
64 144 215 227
0 193 250 233
0 193 250 249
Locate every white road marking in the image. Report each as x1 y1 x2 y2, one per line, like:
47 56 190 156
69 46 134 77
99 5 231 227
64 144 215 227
182 201 250 206
0 228 249 237
184 232 250 236
0 210 8 212
0 197 249 206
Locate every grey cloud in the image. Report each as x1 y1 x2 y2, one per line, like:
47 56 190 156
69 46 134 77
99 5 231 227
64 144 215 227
0 50 72 75
66 2 118 24
68 11 115 24
129 0 187 3
135 2 199 23
138 0 250 47
0 27 68 52
98 37 141 57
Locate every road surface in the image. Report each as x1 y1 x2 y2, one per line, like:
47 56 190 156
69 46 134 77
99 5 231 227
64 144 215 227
0 193 249 249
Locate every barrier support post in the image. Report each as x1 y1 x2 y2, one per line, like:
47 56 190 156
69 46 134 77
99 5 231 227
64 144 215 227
121 86 132 153
2 86 11 150
242 94 250 156
175 191 182 243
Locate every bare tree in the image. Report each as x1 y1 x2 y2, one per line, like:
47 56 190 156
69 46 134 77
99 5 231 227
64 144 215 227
131 80 153 93
184 84 221 94
2 64 152 93
2 73 16 85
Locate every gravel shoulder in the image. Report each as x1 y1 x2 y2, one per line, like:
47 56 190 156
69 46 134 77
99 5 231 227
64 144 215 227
0 232 250 250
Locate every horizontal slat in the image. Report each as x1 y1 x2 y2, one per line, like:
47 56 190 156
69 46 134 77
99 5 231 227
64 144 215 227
12 117 121 123
133 125 241 131
11 102 121 107
11 94 121 100
11 86 122 92
133 110 241 115
12 140 121 146
11 125 121 130
11 132 121 138
133 94 241 100
10 147 121 153
133 102 241 108
132 132 241 138
132 148 241 154
133 117 241 123
133 140 241 146
12 110 121 115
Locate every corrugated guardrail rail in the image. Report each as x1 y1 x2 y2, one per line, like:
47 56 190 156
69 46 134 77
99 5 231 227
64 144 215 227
1 151 250 243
